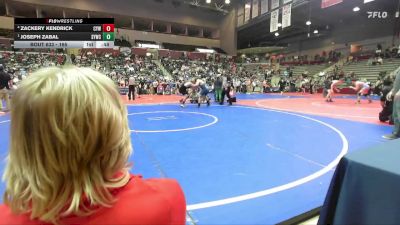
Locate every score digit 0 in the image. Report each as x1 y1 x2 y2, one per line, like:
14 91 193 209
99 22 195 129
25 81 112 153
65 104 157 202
102 32 115 41
102 24 114 32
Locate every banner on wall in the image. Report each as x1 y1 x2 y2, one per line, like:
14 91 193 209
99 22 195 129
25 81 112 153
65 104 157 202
260 0 268 14
321 0 343 8
282 3 292 28
244 1 251 22
270 9 279 32
237 14 244 26
252 0 259 18
271 0 279 10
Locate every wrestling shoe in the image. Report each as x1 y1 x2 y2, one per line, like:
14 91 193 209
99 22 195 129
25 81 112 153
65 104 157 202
198 102 201 108
180 104 185 108
207 100 210 106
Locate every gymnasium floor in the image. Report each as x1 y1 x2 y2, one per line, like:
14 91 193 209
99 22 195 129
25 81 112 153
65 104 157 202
0 93 393 224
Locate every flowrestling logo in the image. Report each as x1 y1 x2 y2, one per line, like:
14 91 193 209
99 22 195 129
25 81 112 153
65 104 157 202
367 11 388 19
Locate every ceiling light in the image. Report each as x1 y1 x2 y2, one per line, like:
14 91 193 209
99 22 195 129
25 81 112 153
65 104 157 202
277 23 282 27
353 6 360 12
306 20 311 26
363 0 374 3
313 29 319 34
307 33 310 37
245 4 251 9
206 0 211 3
225 0 230 4
274 32 279 37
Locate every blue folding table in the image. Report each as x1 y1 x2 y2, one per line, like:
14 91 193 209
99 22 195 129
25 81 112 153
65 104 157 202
318 139 400 225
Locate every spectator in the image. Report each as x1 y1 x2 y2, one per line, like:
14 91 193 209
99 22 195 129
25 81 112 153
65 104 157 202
252 79 257 92
234 78 241 93
0 66 186 224
214 76 223 102
323 77 332 98
157 82 164 95
377 57 383 65
374 76 385 95
225 82 236 105
164 83 172 95
0 65 12 112
128 75 135 100
390 45 398 57
376 44 383 57
152 80 158 95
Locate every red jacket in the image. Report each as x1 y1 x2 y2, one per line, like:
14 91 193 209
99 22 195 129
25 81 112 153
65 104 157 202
0 175 186 225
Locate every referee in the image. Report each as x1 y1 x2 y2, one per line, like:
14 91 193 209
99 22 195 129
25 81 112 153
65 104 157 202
128 75 135 101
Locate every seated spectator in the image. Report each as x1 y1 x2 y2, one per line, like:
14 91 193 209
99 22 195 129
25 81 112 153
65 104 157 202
347 55 354 64
391 45 398 57
376 44 383 57
384 47 391 58
0 66 186 225
375 57 383 65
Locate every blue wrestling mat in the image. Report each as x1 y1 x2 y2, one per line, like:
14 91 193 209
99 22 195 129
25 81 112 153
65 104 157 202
0 104 392 224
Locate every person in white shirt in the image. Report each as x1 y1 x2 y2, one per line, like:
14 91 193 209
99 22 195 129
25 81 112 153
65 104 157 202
128 75 135 101
152 80 158 95
234 79 241 93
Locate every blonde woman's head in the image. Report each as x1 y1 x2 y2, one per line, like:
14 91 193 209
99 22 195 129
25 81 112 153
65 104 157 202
3 66 132 223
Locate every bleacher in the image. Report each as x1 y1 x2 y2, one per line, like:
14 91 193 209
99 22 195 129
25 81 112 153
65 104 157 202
282 64 329 78
237 63 267 79
341 58 400 83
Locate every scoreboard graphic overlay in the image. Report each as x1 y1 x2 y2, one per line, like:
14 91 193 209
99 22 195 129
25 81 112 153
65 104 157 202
14 18 115 49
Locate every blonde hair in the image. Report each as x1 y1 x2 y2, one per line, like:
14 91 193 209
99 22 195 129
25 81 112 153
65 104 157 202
3 66 132 224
